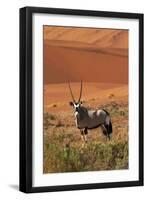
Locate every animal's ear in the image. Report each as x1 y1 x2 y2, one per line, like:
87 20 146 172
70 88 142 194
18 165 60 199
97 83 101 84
69 101 73 106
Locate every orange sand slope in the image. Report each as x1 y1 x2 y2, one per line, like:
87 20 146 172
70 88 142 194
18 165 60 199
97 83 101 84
44 82 128 112
44 27 128 84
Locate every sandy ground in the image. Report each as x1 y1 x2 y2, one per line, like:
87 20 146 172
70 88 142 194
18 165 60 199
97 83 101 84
44 82 128 113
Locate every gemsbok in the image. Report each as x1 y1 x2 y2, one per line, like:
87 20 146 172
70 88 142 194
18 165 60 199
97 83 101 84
68 81 112 142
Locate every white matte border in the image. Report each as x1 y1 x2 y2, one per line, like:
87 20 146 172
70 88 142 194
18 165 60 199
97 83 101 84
32 13 139 187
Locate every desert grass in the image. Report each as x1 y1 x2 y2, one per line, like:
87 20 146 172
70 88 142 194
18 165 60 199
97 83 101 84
43 100 128 173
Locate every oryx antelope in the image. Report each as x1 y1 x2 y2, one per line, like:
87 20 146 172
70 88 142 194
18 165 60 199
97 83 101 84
68 81 112 142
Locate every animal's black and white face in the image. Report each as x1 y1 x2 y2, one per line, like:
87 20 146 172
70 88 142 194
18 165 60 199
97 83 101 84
69 101 82 113
68 81 83 114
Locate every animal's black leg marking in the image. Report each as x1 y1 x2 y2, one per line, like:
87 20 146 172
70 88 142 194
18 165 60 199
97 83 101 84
80 129 84 135
84 128 88 143
80 129 86 142
84 128 88 135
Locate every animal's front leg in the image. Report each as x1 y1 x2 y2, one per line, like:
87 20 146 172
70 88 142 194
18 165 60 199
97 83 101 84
84 128 88 143
80 129 87 143
80 129 84 142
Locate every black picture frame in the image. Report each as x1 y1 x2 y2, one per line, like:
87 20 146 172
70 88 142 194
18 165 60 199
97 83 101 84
19 6 144 193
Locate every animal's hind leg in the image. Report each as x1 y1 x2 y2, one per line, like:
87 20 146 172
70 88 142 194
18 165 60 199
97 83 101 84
100 125 107 137
103 124 111 140
100 125 110 141
84 128 88 143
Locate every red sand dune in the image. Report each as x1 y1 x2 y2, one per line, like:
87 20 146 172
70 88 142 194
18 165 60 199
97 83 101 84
43 26 128 84
44 27 128 49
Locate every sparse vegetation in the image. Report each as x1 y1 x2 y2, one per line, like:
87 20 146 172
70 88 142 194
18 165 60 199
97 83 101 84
43 100 128 173
44 137 128 173
56 119 64 127
100 101 128 117
43 112 56 130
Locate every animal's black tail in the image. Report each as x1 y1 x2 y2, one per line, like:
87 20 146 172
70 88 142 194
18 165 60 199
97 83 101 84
103 109 113 140
108 120 112 135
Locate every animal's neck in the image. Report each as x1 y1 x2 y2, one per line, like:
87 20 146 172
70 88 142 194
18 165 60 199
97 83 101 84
75 106 87 121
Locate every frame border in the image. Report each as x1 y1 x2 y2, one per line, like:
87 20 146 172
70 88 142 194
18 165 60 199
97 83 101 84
19 6 144 193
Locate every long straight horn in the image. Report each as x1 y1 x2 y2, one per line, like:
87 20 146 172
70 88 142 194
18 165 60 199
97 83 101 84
68 81 76 103
78 81 83 103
